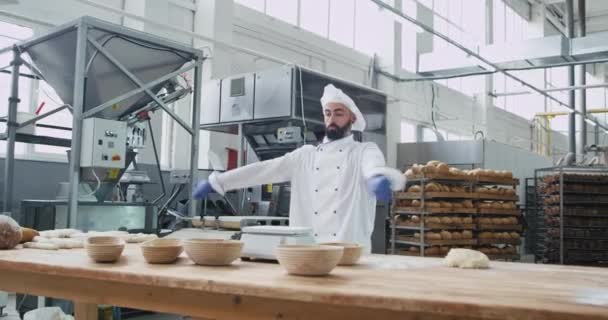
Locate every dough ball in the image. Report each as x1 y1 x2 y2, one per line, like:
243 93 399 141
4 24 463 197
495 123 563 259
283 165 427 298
0 215 22 249
442 249 490 269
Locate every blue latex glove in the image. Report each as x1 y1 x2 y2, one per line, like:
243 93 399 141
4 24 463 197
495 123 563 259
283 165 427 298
367 175 392 202
192 180 215 199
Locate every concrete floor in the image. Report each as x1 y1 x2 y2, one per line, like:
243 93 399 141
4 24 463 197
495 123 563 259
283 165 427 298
1 293 181 320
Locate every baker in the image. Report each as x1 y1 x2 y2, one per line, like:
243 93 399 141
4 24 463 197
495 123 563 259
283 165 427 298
193 84 405 252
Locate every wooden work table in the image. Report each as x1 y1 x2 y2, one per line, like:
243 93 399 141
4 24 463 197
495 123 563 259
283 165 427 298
0 245 607 320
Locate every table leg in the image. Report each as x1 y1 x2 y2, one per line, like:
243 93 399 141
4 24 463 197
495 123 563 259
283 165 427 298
74 302 97 320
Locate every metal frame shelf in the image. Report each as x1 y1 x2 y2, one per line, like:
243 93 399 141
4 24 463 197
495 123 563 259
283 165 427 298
0 16 205 224
534 165 608 265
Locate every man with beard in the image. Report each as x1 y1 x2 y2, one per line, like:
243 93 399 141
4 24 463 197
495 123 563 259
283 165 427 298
193 84 404 252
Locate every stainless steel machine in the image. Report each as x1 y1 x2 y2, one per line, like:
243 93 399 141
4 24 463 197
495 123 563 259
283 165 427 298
200 65 389 252
1 16 204 232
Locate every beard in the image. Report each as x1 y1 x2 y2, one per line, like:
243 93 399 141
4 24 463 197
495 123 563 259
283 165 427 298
325 122 351 140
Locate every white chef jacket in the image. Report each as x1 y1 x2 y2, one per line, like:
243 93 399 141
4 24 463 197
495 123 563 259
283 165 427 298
208 135 405 252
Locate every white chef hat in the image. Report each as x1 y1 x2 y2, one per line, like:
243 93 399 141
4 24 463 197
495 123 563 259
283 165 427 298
320 84 366 131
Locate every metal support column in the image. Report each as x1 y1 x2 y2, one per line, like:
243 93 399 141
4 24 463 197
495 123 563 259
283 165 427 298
67 23 89 228
566 0 576 156
189 62 203 217
2 48 21 213
577 0 587 156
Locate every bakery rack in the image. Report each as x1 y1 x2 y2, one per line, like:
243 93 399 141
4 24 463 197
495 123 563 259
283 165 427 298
534 166 608 266
390 170 522 260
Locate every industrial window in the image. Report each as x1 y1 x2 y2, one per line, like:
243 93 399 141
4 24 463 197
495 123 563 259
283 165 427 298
328 0 356 48
265 0 298 25
300 0 329 38
0 20 34 157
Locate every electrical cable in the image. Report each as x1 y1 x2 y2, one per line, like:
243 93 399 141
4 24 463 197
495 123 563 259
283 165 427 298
430 83 438 130
84 169 102 197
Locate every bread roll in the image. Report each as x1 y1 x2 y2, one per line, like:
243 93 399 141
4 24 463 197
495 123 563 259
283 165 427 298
452 202 464 209
501 203 512 209
462 230 473 239
409 246 420 253
425 217 441 224
414 232 421 239
449 167 463 176
491 202 503 209
492 218 504 225
440 230 452 240
476 187 490 193
408 185 422 192
440 201 453 208
425 183 441 192
451 232 462 240
437 163 450 174
422 165 438 174
510 232 520 239
0 215 22 249
426 201 441 208
462 217 473 224
412 199 421 207
451 217 462 224
405 169 414 177
439 246 450 255
427 160 441 166
490 248 500 255
462 200 474 208
440 217 453 224
487 188 499 194
501 218 511 225
479 202 492 209
479 232 493 239
426 232 441 240
479 247 491 255
411 215 420 223
425 247 440 255
411 164 422 175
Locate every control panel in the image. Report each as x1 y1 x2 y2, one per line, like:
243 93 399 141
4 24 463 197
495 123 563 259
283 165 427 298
80 118 127 168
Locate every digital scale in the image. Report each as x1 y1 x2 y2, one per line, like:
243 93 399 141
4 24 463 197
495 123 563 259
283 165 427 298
240 226 315 260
